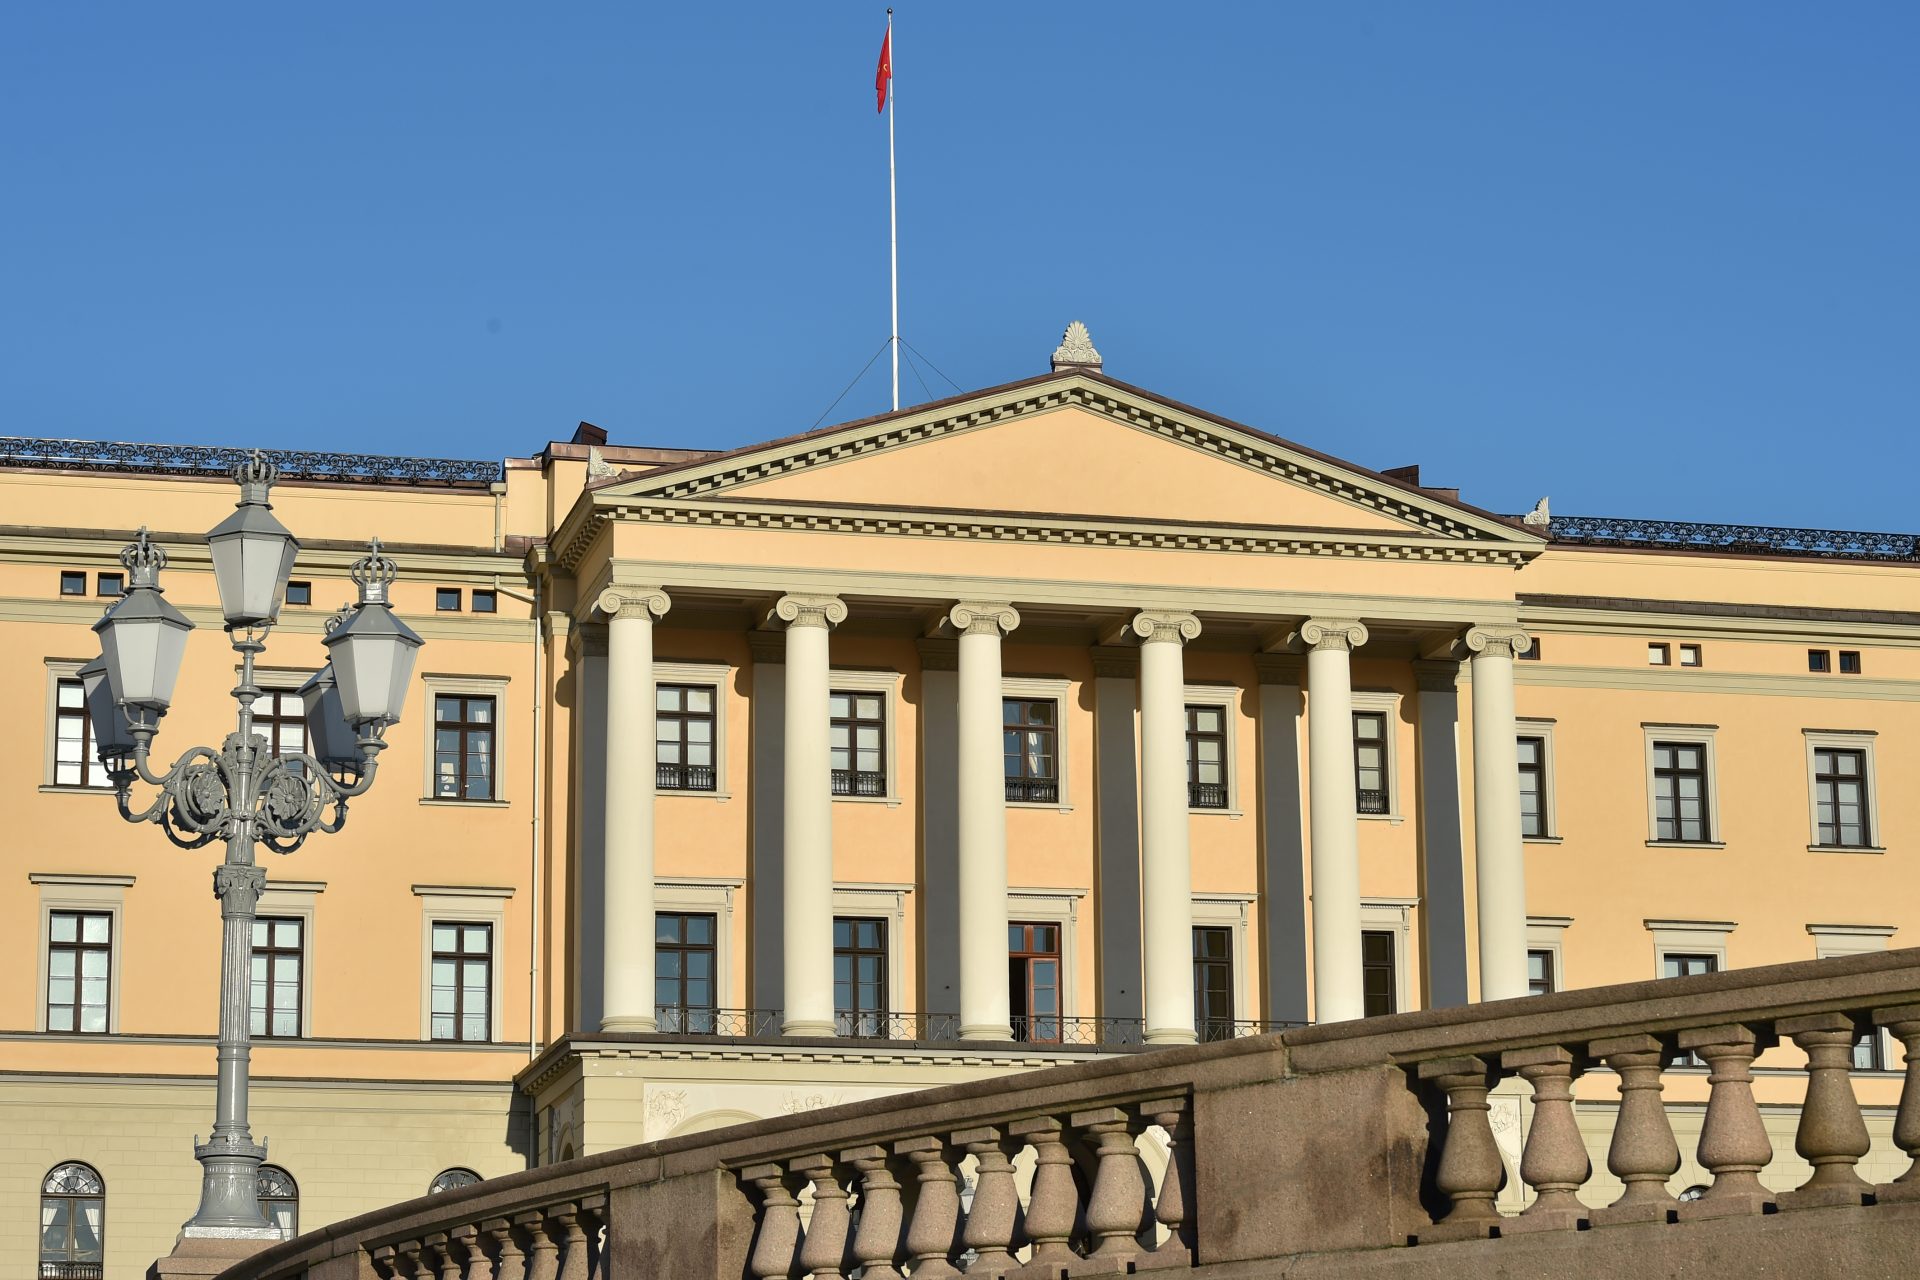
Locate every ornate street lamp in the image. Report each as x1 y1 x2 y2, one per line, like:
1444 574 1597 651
93 453 421 1240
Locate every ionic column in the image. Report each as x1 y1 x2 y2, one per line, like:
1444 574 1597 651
597 586 670 1032
1301 617 1368 1024
951 602 1019 1040
1132 609 1202 1044
776 593 847 1036
1465 625 1531 1002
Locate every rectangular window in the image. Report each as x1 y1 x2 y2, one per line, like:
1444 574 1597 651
1008 922 1062 1043
1678 644 1702 668
1648 643 1670 666
655 912 717 1032
1839 650 1862 675
435 588 462 612
1651 741 1711 842
47 911 112 1033
1813 747 1871 848
1854 1029 1886 1072
432 695 495 800
1353 712 1389 815
1663 952 1718 1065
53 678 112 789
1185 704 1228 809
833 917 888 1037
429 922 492 1042
471 589 498 614
96 571 124 597
1808 649 1831 673
251 690 308 775
285 581 312 607
1517 639 1541 661
1003 698 1059 803
829 691 886 797
1193 926 1234 1040
1361 930 1396 1018
656 684 717 792
59 570 86 596
1517 735 1548 838
249 917 304 1038
1527 948 1557 996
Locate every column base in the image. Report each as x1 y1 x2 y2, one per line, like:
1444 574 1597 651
782 1018 837 1038
1144 1026 1197 1046
959 1022 1013 1041
599 1014 658 1033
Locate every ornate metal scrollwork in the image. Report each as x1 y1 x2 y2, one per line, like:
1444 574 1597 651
1546 514 1917 562
0 436 500 488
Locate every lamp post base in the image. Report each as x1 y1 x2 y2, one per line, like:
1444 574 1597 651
148 1234 279 1280
183 1132 272 1235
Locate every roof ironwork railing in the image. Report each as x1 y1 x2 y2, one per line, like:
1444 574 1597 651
1546 514 1917 562
0 437 501 488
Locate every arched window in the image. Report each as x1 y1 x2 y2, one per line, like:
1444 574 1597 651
39 1162 105 1280
257 1166 298 1238
428 1168 481 1195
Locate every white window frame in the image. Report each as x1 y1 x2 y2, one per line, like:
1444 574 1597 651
254 881 324 1041
420 674 511 807
1809 923 1898 1072
1192 894 1257 1026
1516 718 1560 843
31 873 133 1034
654 661 733 801
1647 918 1736 978
414 885 513 1042
832 882 912 1019
1802 729 1881 854
1361 898 1417 1015
1182 683 1242 817
656 877 744 1011
1350 690 1403 823
1002 675 1073 812
42 658 113 793
1526 915 1573 994
1007 887 1087 1021
829 668 904 807
1641 723 1723 848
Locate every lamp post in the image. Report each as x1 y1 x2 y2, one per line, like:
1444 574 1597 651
91 453 422 1238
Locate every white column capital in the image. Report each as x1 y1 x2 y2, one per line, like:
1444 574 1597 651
596 585 671 621
1463 625 1533 660
948 600 1021 638
1129 610 1202 646
774 593 848 630
1297 617 1369 653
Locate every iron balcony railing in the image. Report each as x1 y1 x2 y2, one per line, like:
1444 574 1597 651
652 1006 781 1038
1195 1017 1304 1043
1546 513 1919 562
830 769 886 798
1010 1015 1146 1049
1357 788 1389 815
0 436 501 488
833 1010 962 1041
40 1264 104 1280
1004 777 1059 803
1188 781 1229 809
655 763 716 792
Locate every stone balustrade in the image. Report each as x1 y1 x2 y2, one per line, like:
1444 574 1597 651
214 949 1920 1280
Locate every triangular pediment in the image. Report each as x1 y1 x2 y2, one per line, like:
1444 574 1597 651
591 373 1541 554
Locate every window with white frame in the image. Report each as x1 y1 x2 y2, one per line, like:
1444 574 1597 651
828 670 901 804
1191 894 1255 1039
1002 675 1072 808
1350 691 1401 820
419 676 510 804
1182 685 1239 814
33 874 131 1035
1803 730 1878 851
1517 719 1557 839
1005 888 1085 1034
1527 916 1572 995
1360 899 1415 1017
45 661 113 790
1647 919 1734 982
655 878 743 1026
1809 924 1897 1070
656 661 731 797
1642 724 1719 845
414 885 511 1042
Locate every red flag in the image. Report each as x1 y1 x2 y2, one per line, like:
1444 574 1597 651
875 26 892 113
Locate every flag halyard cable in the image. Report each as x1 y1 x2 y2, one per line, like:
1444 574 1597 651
880 10 899 411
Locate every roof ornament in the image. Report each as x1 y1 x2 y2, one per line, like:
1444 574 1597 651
1522 496 1551 527
587 446 615 480
1050 320 1103 373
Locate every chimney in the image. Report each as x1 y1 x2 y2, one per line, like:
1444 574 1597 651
570 421 609 446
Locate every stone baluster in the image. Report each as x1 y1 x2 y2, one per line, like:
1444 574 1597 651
1138 1097 1194 1267
1007 1117 1076 1277
1416 1057 1505 1241
1501 1046 1590 1231
1587 1034 1681 1226
743 1164 806 1280
449 1226 488 1280
1674 1024 1776 1218
1074 1106 1148 1266
549 1205 590 1280
423 1233 462 1280
842 1144 906 1280
792 1155 853 1280
394 1241 427 1280
371 1245 406 1280
484 1218 526 1280
955 1126 1021 1275
519 1209 562 1280
1874 1004 1920 1201
1776 1013 1873 1208
896 1135 964 1280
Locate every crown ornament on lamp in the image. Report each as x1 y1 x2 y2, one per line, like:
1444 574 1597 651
206 451 302 630
321 538 423 729
92 527 194 712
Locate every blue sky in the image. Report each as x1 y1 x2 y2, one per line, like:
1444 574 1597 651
3 4 1913 528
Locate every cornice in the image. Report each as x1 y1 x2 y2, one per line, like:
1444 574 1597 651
0 595 536 643
1514 664 1920 702
0 530 519 581
1518 597 1920 649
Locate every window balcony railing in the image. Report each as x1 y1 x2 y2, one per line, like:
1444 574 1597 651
830 769 886 798
1004 776 1059 803
656 763 717 792
1195 1017 1304 1044
1357 788 1389 815
652 1006 780 1038
40 1264 104 1280
1010 1015 1146 1049
1188 781 1229 810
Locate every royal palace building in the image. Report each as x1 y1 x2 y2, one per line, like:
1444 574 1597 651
5 325 1919 1276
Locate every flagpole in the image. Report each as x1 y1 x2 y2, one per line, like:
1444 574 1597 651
886 8 899 411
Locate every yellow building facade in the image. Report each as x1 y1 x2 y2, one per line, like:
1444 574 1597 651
5 327 1917 1275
